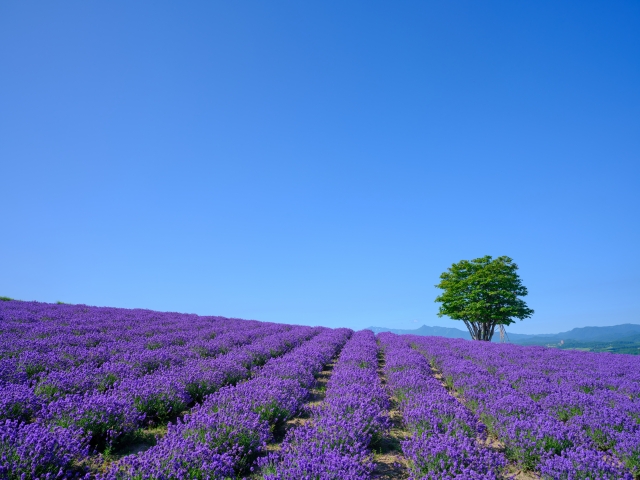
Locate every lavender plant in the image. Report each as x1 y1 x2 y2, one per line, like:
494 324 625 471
103 328 351 479
43 393 145 450
379 333 507 479
412 334 637 477
0 419 89 479
259 330 389 479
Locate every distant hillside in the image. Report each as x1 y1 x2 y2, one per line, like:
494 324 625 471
367 325 472 339
366 323 640 354
519 324 640 343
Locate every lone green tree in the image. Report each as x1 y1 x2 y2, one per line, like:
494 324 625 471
435 256 533 341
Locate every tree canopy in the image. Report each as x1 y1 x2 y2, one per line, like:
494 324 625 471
435 256 533 341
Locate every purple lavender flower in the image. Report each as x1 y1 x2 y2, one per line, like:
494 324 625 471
260 330 388 479
43 392 145 449
0 383 42 421
103 327 350 478
378 333 509 479
0 419 89 479
116 374 193 424
402 432 506 480
540 446 633 479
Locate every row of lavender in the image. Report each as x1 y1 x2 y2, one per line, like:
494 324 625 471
1 301 274 418
0 301 281 397
104 327 352 479
379 333 507 479
3 323 309 432
2 327 320 478
412 335 640 478
259 330 391 479
0 301 339 478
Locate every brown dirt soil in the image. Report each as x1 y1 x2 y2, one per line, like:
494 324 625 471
265 358 336 454
247 357 339 480
86 425 167 474
372 351 410 479
417 347 540 480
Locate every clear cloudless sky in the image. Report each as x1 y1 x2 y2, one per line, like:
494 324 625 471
1 1 639 334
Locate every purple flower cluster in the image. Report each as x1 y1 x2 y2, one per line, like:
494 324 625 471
0 300 342 476
0 301 284 392
259 330 390 479
0 419 89 479
0 383 42 422
411 335 636 479
102 327 351 479
540 445 635 479
42 393 145 449
378 333 507 479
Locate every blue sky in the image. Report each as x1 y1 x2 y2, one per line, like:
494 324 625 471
1 1 639 334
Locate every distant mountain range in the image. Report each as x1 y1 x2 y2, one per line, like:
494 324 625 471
366 323 640 354
367 324 473 339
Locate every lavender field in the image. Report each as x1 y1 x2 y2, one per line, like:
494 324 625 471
1 301 639 479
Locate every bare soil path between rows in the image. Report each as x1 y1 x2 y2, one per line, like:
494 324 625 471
424 352 539 480
246 355 339 479
266 356 337 453
372 347 409 480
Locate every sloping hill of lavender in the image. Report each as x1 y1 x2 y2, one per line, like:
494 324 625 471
1 299 639 478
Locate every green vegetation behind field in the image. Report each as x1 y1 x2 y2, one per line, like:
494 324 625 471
521 336 640 355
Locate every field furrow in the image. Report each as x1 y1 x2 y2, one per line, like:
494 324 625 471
0 301 345 479
102 327 351 479
257 330 391 479
379 332 508 479
371 338 409 480
411 335 637 479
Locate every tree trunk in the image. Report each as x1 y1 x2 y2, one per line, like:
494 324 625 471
462 319 480 340
463 321 496 341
